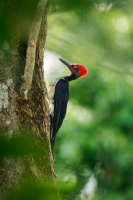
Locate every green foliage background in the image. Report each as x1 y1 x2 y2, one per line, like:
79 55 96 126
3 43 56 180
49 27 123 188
45 0 133 199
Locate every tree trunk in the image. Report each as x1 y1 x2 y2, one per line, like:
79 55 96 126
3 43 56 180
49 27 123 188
0 0 57 198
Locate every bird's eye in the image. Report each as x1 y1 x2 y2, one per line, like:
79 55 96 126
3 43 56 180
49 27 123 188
74 66 77 69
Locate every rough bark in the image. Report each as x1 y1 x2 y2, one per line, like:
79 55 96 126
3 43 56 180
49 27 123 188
0 0 57 198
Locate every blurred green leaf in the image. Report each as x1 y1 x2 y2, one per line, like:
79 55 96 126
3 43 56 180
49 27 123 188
4 182 60 200
0 133 40 157
45 0 133 199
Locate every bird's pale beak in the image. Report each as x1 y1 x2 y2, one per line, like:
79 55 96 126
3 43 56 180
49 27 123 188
59 58 71 69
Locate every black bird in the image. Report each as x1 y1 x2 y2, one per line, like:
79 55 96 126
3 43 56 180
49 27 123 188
48 58 88 148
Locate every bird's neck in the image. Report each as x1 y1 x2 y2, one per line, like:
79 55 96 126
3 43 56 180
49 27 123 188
63 73 77 82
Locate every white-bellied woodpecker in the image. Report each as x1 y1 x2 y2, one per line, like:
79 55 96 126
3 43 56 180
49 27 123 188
48 58 88 149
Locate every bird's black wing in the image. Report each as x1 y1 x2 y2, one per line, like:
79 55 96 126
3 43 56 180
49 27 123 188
50 78 69 146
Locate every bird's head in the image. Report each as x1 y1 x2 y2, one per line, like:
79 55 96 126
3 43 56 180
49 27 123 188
59 58 88 78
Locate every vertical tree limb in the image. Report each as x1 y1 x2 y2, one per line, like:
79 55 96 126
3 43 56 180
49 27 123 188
21 0 48 100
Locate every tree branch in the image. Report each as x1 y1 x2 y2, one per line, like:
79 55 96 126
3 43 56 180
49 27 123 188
21 0 48 100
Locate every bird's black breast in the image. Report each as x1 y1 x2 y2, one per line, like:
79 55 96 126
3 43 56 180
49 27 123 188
54 78 69 103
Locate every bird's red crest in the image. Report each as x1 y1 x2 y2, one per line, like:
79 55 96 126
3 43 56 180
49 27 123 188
77 64 88 78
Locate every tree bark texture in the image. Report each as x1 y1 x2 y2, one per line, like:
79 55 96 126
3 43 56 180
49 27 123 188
0 0 57 198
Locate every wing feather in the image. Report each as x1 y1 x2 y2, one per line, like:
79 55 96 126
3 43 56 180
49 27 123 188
48 78 69 147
